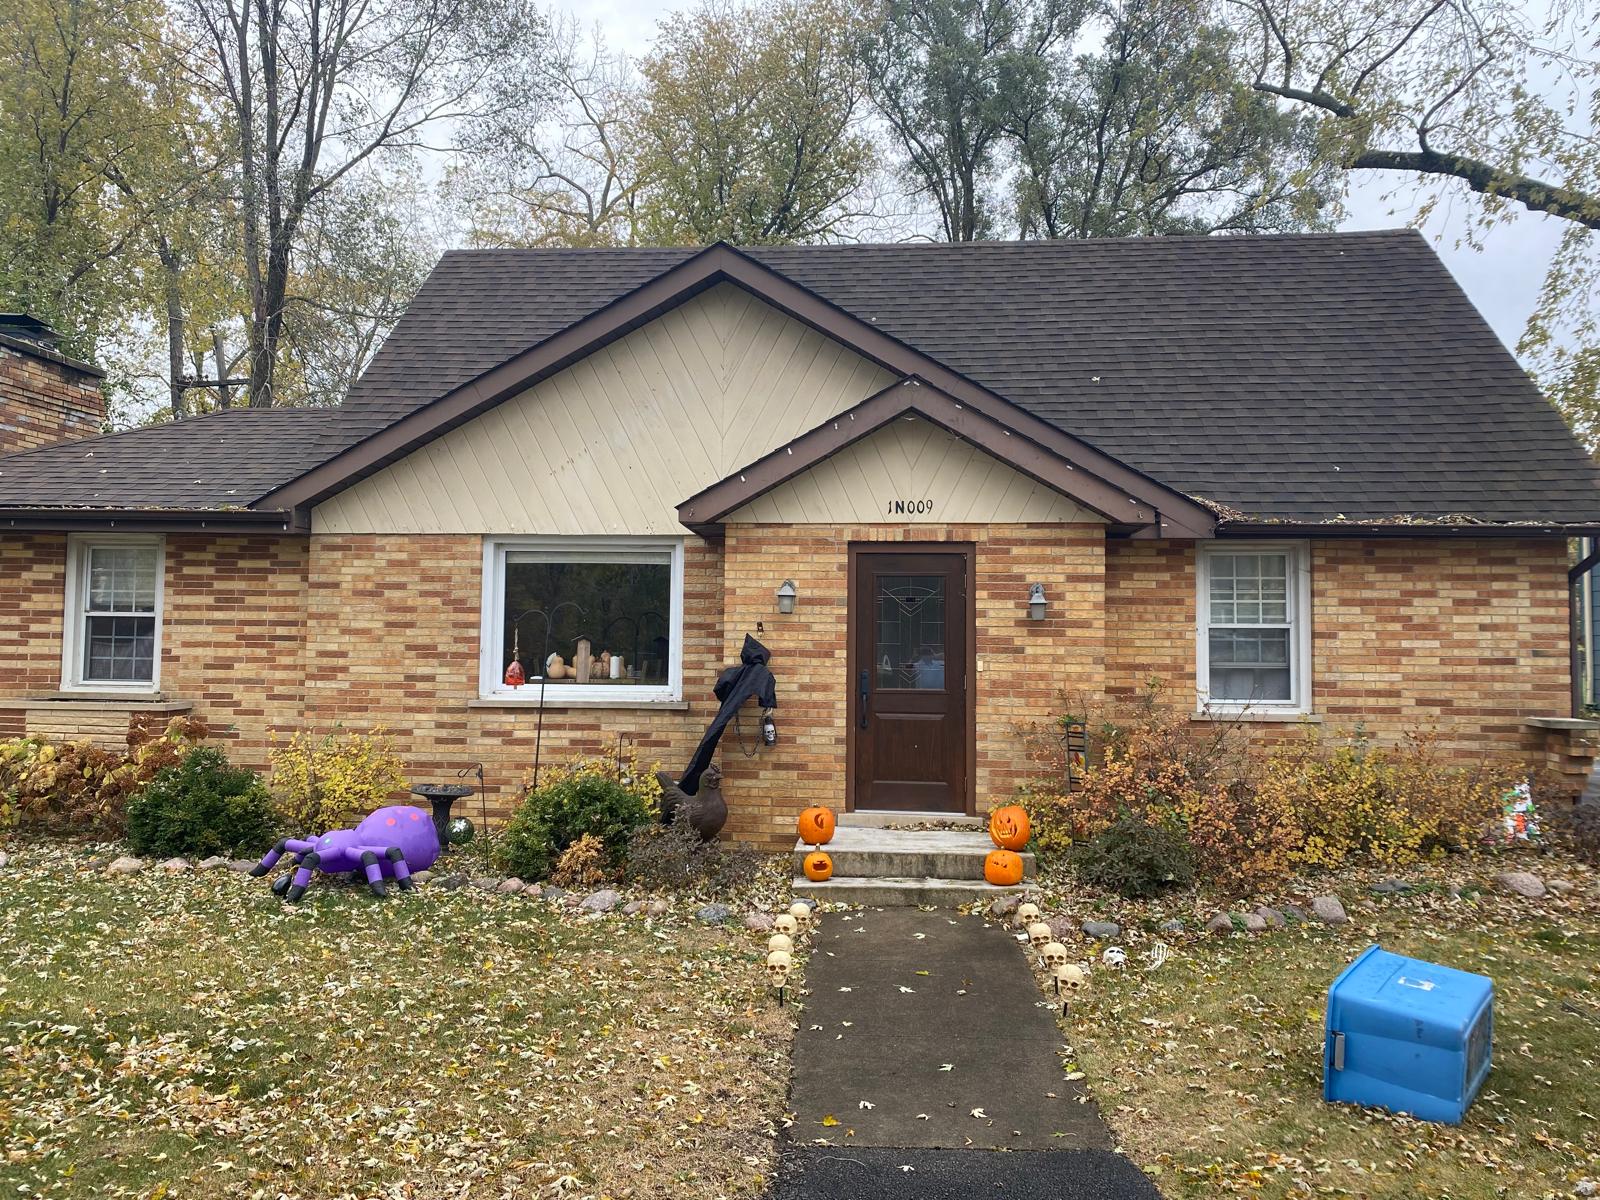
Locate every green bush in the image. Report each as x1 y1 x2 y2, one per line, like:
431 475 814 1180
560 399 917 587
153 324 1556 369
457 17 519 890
494 768 653 880
1067 810 1196 899
125 746 278 859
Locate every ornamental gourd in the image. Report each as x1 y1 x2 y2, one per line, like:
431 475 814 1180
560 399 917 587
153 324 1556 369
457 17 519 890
802 850 834 881
983 848 1024 887
797 806 836 846
988 804 1031 851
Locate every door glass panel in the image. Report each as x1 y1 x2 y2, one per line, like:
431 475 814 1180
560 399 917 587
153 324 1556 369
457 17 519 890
875 574 945 689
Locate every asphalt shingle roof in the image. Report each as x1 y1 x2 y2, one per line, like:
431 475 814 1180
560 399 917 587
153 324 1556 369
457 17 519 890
3 229 1597 524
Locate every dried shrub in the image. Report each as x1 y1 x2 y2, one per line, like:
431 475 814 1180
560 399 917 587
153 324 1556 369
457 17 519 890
1066 810 1195 898
624 809 766 897
269 727 406 833
550 833 612 888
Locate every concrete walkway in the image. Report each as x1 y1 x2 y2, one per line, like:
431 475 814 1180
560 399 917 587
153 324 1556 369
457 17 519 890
774 908 1160 1199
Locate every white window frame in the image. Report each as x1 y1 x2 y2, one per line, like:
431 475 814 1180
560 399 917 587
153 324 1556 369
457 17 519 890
478 536 685 706
1195 541 1312 716
61 533 165 694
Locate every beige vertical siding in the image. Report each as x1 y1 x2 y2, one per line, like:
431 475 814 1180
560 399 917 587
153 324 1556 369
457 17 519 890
312 284 898 535
726 416 1104 524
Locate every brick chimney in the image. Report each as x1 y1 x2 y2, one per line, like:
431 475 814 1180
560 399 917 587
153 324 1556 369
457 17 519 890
0 314 107 455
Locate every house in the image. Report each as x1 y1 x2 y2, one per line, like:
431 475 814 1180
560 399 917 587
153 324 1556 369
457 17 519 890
3 231 1599 850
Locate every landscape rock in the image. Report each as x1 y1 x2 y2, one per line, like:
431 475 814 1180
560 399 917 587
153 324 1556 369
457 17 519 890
1205 912 1235 934
1081 920 1121 941
1240 912 1268 933
1495 871 1547 899
696 902 732 925
1158 917 1185 935
1047 916 1077 941
227 859 257 873
84 855 114 872
542 886 568 903
1256 906 1286 929
469 876 498 892
521 882 543 899
647 899 670 916
196 856 229 871
1547 879 1574 895
988 893 1022 919
497 878 526 895
435 873 468 891
159 857 192 873
1574 1179 1597 1197
107 855 146 876
1283 904 1311 923
1369 878 1410 895
581 888 621 912
409 869 432 886
790 897 818 911
1311 895 1349 925
0 850 11 869
622 900 645 915
743 912 774 931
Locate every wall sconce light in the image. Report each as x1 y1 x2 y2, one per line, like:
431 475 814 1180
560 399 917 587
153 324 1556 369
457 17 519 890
1028 583 1047 621
777 580 797 614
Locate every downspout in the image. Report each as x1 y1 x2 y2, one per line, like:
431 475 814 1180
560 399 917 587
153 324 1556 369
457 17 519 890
1568 539 1600 717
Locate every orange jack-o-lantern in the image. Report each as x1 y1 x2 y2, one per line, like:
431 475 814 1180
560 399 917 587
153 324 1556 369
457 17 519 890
802 850 834 882
983 849 1025 887
797 806 836 846
988 804 1031 851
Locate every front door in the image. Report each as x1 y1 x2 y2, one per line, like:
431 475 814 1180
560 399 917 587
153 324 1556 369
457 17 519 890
851 547 970 812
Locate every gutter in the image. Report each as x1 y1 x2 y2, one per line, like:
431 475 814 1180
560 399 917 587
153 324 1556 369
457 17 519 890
1221 521 1600 539
0 506 309 534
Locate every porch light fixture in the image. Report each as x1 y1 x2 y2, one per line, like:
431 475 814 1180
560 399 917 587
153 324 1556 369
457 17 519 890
777 580 797 614
1028 583 1047 620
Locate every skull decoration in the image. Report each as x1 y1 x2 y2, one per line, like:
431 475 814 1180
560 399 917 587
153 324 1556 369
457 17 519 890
1055 962 1087 990
1027 922 1053 950
765 949 793 985
1041 942 1069 972
1102 946 1127 970
788 901 813 929
774 913 799 938
768 932 795 955
1015 902 1041 926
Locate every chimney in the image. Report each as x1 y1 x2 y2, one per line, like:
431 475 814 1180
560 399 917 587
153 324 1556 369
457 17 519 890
0 314 108 455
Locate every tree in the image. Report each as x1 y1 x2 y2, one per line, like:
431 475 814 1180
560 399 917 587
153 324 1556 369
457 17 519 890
182 0 549 406
636 0 878 244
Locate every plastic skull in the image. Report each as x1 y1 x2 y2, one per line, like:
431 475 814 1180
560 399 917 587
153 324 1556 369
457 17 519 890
765 949 792 985
1041 942 1069 971
788 901 813 928
767 932 795 955
1015 902 1041 926
1055 962 1087 991
1102 946 1127 970
774 913 798 938
1027 922 1053 950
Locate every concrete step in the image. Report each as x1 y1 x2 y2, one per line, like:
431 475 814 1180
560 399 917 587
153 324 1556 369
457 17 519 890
840 810 984 830
794 826 1034 881
792 875 1037 907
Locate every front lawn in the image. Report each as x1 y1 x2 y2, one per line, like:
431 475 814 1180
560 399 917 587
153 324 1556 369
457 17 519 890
1053 858 1600 1198
0 845 791 1199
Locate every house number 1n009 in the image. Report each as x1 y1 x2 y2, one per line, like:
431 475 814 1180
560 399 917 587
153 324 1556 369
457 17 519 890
886 499 934 515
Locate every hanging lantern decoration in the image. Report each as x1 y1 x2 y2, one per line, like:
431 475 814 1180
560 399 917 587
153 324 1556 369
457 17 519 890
504 627 526 687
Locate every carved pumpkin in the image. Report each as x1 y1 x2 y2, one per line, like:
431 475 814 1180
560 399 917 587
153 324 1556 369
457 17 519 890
988 804 1031 851
797 806 836 846
802 850 834 882
984 849 1025 887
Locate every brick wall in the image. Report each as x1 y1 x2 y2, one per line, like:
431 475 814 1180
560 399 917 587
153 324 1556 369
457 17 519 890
0 339 106 454
0 533 68 738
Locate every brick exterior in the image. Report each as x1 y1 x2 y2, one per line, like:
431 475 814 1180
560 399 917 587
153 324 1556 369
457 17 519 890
0 339 106 453
0 529 1582 849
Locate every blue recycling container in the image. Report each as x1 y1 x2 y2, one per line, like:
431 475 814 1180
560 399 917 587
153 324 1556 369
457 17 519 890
1323 944 1492 1124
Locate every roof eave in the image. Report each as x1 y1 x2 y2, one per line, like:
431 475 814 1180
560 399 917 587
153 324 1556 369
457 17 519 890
1218 520 1597 538
0 506 308 534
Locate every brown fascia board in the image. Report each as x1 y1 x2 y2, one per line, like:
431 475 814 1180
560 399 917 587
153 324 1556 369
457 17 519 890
678 377 1169 532
254 242 1215 539
1220 520 1599 538
0 507 307 533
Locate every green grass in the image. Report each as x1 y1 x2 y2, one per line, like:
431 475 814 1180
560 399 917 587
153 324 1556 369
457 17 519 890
1049 860 1600 1198
0 843 792 1198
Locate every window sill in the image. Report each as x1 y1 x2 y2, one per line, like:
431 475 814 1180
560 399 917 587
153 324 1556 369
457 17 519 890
469 697 690 711
1191 709 1321 724
0 694 190 711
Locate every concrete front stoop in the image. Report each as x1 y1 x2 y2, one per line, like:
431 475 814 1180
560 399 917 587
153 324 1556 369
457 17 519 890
792 820 1036 907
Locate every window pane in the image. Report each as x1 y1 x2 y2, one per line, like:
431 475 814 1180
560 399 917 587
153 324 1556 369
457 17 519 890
503 558 672 686
83 615 156 682
87 545 158 612
1208 628 1291 701
1208 552 1288 626
874 574 946 689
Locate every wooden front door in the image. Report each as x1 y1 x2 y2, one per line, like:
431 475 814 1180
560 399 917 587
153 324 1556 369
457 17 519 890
851 547 970 812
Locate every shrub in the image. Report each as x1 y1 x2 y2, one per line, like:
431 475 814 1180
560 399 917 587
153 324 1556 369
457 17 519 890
269 727 406 833
494 755 657 880
0 716 207 839
624 808 767 897
125 746 278 858
551 833 612 888
1066 810 1195 898
1549 800 1600 865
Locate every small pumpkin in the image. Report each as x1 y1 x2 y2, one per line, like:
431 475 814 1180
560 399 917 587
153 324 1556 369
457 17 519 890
988 804 1031 851
983 848 1024 887
802 850 834 882
797 805 836 846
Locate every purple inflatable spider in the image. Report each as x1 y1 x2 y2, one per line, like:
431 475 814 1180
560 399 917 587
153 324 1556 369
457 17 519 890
249 804 441 901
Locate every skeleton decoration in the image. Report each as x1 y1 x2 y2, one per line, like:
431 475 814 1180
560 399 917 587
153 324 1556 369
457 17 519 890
1041 942 1069 972
1102 946 1127 970
774 913 799 938
1027 922 1053 950
1015 902 1041 927
788 901 813 929
1055 962 1087 992
768 932 795 955
1144 941 1171 971
765 949 793 985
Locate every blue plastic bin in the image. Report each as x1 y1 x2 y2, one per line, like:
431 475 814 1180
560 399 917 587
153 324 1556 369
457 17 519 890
1323 944 1492 1124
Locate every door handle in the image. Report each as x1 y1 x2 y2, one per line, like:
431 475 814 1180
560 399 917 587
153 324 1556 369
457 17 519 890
858 669 869 730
